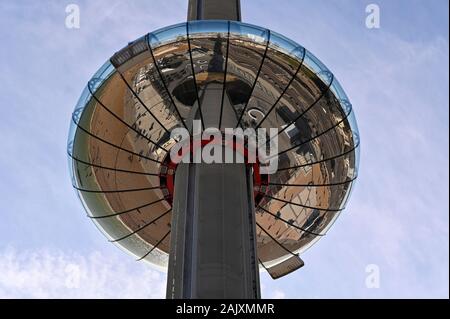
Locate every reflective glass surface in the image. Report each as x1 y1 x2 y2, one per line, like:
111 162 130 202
68 21 360 270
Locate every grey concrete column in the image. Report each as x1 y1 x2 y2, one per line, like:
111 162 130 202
188 0 241 21
166 161 260 299
166 0 260 299
166 85 260 299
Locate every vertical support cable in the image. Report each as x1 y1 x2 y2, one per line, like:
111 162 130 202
218 21 231 130
186 22 205 131
235 31 271 128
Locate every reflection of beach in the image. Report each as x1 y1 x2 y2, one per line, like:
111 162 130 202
82 62 175 253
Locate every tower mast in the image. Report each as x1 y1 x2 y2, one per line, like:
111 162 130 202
165 0 260 299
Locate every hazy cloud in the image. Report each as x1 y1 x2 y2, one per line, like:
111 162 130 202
0 248 166 298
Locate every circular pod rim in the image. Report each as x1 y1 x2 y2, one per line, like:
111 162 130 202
67 20 360 272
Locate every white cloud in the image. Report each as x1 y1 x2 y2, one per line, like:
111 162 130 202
270 289 286 299
0 247 166 299
0 248 291 299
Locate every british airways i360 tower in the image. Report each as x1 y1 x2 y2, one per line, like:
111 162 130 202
68 0 360 299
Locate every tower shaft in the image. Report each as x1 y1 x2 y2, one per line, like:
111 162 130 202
166 0 260 299
188 0 241 21
166 161 260 299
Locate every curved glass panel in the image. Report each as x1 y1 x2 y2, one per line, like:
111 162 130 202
302 50 332 84
269 31 305 60
347 110 360 142
238 35 304 129
68 84 91 147
67 84 91 185
186 20 229 128
329 76 349 102
88 61 116 93
188 19 229 35
226 22 270 125
149 22 187 48
68 61 115 132
140 246 169 269
67 59 115 187
329 75 359 176
259 83 352 155
229 21 268 44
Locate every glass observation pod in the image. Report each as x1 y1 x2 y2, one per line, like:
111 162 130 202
67 21 360 274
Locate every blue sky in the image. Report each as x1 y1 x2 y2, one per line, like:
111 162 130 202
0 0 448 298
